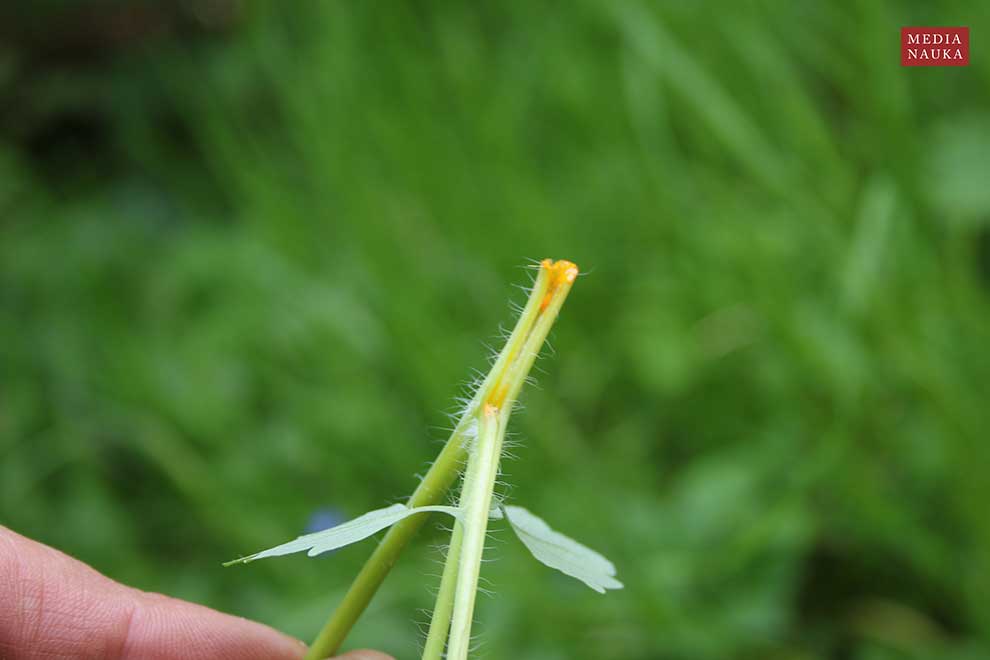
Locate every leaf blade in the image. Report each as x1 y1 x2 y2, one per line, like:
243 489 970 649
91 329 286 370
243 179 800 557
224 504 461 565
503 505 623 594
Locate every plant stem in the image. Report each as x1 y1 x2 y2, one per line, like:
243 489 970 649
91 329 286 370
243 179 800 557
422 518 463 659
302 427 463 660
422 257 577 657
304 265 556 660
446 405 504 660
423 453 482 660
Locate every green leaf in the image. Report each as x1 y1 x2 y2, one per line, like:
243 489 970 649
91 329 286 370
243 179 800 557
502 505 623 594
224 504 462 565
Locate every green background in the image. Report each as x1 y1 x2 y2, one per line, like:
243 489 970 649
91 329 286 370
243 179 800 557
2 2 989 658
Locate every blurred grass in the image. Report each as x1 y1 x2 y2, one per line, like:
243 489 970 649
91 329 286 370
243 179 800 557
2 1 990 658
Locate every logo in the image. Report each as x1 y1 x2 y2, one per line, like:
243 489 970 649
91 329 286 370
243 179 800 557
901 27 969 66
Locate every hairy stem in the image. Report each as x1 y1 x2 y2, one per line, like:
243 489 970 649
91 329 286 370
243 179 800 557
304 265 559 659
423 458 483 660
422 517 463 659
303 434 466 660
446 405 504 660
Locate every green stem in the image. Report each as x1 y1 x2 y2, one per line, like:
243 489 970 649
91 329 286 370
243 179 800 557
447 405 504 660
423 450 482 659
303 433 466 660
422 519 463 659
423 438 487 660
303 267 553 660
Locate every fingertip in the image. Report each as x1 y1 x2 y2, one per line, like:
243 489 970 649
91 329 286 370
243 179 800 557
127 591 307 659
331 651 395 660
0 526 307 660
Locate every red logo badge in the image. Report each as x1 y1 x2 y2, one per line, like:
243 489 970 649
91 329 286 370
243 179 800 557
901 27 969 66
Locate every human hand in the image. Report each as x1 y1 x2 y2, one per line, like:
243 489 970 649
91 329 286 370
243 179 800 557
0 526 393 660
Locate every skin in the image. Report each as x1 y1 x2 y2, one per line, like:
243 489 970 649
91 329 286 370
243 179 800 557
0 526 393 660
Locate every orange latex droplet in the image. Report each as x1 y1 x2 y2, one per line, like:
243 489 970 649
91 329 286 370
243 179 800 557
539 259 579 312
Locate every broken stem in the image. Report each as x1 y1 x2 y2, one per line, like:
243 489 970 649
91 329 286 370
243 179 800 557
303 260 578 659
